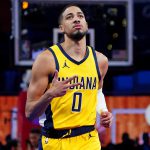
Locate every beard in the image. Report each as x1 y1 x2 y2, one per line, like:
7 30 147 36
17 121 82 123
65 30 87 41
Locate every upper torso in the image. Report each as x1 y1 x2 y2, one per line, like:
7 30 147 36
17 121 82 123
39 43 101 129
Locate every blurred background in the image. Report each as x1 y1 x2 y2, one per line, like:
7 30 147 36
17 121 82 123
0 0 150 149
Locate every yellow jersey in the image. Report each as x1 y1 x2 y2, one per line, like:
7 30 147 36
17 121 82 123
39 43 101 130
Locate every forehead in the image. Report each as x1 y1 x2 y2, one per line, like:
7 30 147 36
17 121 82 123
63 6 83 16
29 133 39 137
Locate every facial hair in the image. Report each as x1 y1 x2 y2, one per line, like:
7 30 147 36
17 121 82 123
65 30 87 41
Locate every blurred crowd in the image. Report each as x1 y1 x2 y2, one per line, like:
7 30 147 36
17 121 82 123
101 132 150 150
0 128 40 150
0 128 150 150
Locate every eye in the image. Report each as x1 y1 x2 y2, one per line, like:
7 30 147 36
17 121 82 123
66 15 73 20
78 14 84 18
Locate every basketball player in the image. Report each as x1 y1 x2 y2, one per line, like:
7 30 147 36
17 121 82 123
25 4 113 150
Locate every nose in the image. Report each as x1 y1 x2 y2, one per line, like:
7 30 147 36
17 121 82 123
73 19 80 24
73 16 80 24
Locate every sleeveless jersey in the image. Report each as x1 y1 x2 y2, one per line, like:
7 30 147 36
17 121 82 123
39 43 101 130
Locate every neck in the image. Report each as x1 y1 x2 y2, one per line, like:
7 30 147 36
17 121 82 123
61 36 86 54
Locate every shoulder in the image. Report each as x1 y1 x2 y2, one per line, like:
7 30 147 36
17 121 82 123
88 46 108 64
95 51 108 68
35 49 54 63
32 49 56 75
95 50 108 79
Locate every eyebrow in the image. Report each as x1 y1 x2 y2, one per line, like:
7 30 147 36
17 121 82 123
65 12 84 17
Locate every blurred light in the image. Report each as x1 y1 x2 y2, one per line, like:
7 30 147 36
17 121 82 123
107 8 118 16
122 18 127 27
21 29 28 35
22 1 29 10
113 33 119 39
24 10 28 16
10 35 13 40
34 8 38 12
110 20 115 26
107 44 112 50
103 14 107 19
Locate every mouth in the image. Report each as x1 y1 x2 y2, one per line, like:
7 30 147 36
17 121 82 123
73 24 82 29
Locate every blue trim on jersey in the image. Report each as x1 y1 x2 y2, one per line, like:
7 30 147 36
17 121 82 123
38 137 43 150
43 104 54 130
48 47 59 71
57 43 89 65
91 47 101 81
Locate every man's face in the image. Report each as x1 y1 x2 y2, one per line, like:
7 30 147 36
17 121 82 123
29 133 40 148
60 6 88 41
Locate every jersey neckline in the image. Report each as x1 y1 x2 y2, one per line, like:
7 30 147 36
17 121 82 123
57 43 89 65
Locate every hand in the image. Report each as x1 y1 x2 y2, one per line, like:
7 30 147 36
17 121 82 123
100 111 113 128
46 70 81 98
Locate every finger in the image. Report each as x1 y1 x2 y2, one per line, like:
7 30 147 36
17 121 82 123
101 118 112 125
100 115 109 120
101 111 109 117
101 122 109 126
101 118 109 122
104 122 112 128
101 117 113 124
101 114 111 118
101 113 112 119
101 121 111 127
101 116 113 122
63 75 77 84
66 82 82 88
101 120 111 124
102 124 110 128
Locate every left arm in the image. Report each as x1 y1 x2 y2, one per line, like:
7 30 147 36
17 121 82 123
97 89 113 128
96 88 108 114
96 51 113 128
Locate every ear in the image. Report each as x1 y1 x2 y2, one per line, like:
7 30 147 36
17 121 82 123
59 24 64 33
